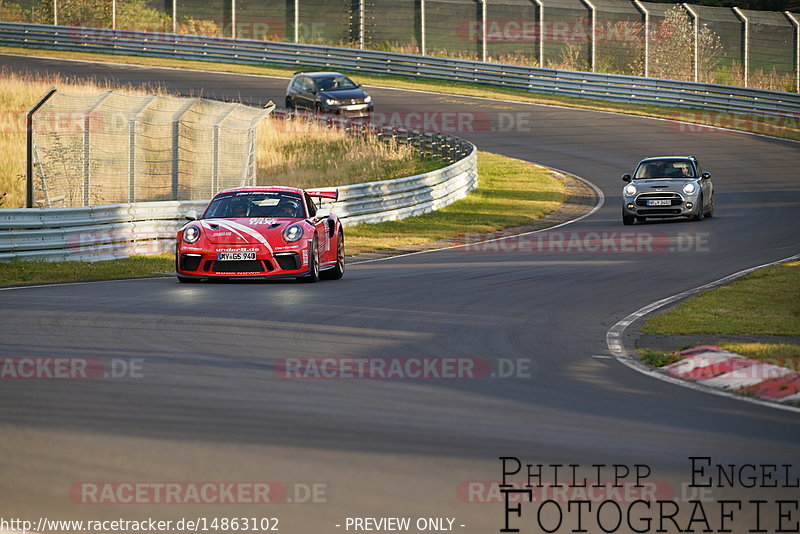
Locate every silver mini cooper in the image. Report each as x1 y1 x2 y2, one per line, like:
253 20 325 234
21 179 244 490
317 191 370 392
622 156 714 225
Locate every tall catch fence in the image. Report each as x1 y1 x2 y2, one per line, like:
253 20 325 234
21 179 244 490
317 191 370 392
29 90 274 208
2 0 797 90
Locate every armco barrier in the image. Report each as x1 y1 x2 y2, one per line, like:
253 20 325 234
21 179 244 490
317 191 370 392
0 135 477 262
1 22 799 117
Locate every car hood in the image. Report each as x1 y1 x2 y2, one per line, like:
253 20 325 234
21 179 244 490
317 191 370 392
197 218 297 245
631 179 697 191
320 88 368 101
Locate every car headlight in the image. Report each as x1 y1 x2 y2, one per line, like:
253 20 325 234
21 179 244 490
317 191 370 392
325 98 340 106
683 183 696 194
283 224 305 243
364 95 372 103
183 225 201 243
624 184 637 196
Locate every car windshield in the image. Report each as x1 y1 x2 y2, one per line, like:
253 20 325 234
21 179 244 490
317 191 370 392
634 160 695 179
316 75 358 91
203 191 305 219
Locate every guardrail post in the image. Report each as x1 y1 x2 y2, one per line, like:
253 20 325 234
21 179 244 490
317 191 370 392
682 3 699 82
171 99 199 201
532 0 544 67
26 88 58 208
732 7 749 88
633 0 649 77
580 0 596 72
83 91 112 206
787 12 800 93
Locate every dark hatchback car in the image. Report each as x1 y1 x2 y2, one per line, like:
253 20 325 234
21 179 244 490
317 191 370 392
285 72 373 117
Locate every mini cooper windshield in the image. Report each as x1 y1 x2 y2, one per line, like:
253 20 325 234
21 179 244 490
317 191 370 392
203 192 306 219
634 159 696 179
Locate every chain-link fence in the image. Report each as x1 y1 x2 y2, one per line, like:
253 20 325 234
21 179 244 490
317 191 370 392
2 0 798 91
29 90 274 208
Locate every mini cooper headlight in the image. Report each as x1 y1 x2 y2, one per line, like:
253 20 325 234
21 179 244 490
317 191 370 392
325 98 340 106
183 225 201 243
624 184 637 196
283 224 304 243
683 183 696 194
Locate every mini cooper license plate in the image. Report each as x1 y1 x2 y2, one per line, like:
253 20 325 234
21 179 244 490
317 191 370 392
217 252 256 261
647 199 672 206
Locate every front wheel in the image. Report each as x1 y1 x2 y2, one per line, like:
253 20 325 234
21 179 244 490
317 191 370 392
298 238 320 283
692 194 705 221
706 197 714 218
622 214 635 226
285 97 295 110
177 275 199 283
321 231 345 280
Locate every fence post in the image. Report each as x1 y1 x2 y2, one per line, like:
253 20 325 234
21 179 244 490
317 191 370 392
732 7 749 88
532 0 544 68
172 0 177 34
480 0 487 62
420 0 426 55
53 0 57 25
127 94 156 203
787 12 800 93
211 106 236 196
83 91 112 206
358 0 365 49
294 0 300 42
633 0 648 77
112 0 116 30
682 4 699 82
25 88 58 208
580 0 596 72
171 99 199 201
231 0 237 38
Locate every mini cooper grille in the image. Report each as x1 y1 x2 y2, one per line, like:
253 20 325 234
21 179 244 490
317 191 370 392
275 253 301 271
180 254 201 271
212 260 267 273
635 192 682 207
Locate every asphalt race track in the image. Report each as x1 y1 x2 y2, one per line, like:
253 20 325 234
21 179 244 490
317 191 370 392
1 55 799 534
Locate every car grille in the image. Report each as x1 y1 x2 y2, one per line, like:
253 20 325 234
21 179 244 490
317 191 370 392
180 254 202 271
212 260 269 273
635 192 682 207
275 253 301 271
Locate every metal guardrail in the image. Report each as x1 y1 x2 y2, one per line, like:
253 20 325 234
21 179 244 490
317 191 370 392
0 114 477 262
2 22 799 117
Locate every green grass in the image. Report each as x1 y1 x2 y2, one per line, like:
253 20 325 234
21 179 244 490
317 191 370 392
0 151 567 286
718 343 800 371
2 45 798 142
0 254 174 286
345 151 566 254
643 261 800 337
638 349 683 368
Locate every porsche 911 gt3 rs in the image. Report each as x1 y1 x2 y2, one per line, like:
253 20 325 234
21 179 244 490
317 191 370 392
175 186 344 283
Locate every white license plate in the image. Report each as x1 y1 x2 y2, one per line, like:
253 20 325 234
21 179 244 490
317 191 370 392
647 199 672 206
217 252 256 261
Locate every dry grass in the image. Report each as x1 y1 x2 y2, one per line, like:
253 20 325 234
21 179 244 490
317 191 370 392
255 118 441 188
0 69 159 208
0 70 441 207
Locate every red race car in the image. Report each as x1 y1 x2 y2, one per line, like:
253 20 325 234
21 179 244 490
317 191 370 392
175 186 344 283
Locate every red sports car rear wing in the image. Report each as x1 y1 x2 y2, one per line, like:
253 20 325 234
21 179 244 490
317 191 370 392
307 189 338 200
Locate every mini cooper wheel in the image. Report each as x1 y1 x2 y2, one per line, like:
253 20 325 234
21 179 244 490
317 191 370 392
692 194 705 221
321 230 345 280
706 197 714 218
622 213 635 226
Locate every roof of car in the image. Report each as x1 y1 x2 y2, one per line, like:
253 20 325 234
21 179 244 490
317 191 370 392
640 156 696 162
215 186 305 196
293 71 345 79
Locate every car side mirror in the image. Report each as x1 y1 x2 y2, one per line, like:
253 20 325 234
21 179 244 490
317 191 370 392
701 172 711 180
185 210 198 221
622 174 632 182
315 208 331 220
